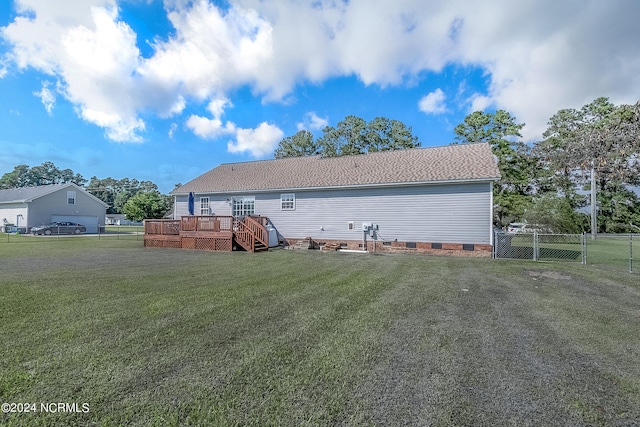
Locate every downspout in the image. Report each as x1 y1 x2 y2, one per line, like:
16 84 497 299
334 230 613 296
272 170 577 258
173 195 177 219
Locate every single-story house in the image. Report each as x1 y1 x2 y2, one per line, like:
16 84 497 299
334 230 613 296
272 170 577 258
0 183 108 233
171 143 501 255
106 214 142 226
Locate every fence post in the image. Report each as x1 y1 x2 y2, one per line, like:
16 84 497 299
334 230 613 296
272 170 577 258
492 231 496 259
630 234 633 274
533 231 538 261
582 232 587 265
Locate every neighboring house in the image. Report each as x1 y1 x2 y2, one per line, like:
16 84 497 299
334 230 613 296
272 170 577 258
0 183 108 233
171 143 501 255
105 214 142 226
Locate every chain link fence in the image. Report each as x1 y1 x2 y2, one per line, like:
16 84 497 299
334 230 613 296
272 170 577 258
585 234 637 274
494 232 637 273
494 232 585 263
1 225 144 244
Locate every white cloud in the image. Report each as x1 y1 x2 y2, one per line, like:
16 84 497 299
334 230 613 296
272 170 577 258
2 0 640 145
297 111 328 131
80 108 145 142
139 2 273 101
468 94 492 113
1 0 279 143
186 115 237 140
186 97 282 158
2 1 147 141
418 89 447 115
239 0 640 139
228 122 284 157
168 123 177 139
186 98 237 139
33 80 56 114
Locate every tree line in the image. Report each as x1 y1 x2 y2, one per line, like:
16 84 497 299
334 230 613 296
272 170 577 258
275 98 640 233
3 97 638 229
0 163 171 221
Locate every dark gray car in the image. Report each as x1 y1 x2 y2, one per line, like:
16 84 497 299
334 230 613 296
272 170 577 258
32 222 87 235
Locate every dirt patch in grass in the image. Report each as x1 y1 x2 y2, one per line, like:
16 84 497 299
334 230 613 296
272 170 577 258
525 269 573 280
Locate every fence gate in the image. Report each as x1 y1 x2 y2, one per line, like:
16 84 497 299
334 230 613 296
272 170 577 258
494 232 585 263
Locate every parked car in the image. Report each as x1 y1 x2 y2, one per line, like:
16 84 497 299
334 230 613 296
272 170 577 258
32 222 86 235
507 222 549 234
507 222 528 234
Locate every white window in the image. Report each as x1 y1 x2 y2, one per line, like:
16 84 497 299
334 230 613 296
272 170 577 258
280 194 295 211
232 197 255 217
200 197 210 215
67 191 76 205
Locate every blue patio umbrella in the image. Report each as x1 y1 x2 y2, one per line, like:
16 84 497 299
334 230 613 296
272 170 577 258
188 192 195 215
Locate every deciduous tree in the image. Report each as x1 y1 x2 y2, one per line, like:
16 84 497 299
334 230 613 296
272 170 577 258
0 162 86 188
534 98 640 233
274 116 420 158
274 130 319 158
453 110 534 225
122 191 171 222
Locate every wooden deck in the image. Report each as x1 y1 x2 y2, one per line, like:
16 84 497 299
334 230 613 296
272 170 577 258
144 215 270 252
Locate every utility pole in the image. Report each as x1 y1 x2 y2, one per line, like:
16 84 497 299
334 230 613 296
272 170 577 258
591 164 597 240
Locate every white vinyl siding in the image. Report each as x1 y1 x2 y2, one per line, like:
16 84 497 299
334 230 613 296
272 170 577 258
280 193 295 210
173 182 493 244
256 183 492 244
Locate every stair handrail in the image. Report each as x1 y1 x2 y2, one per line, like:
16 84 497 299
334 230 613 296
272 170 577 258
244 216 269 248
234 219 255 252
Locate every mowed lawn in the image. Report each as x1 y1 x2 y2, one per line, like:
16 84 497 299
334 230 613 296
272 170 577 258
1 239 639 426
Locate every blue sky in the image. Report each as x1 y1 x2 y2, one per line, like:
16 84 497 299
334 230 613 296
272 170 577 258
1 0 639 194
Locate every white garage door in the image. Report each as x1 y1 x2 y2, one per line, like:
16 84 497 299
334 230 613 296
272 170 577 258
51 215 99 234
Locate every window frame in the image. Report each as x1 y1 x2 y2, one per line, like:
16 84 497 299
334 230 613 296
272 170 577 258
67 190 76 205
280 193 295 211
231 197 255 217
199 197 210 215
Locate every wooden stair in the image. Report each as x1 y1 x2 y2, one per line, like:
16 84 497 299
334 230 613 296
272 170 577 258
144 215 270 253
232 216 270 253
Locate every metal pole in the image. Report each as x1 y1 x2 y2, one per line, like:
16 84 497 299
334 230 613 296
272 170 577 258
630 234 633 274
591 166 597 240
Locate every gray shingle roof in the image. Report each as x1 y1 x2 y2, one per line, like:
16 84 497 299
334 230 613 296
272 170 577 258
173 143 500 195
0 183 72 203
0 183 109 206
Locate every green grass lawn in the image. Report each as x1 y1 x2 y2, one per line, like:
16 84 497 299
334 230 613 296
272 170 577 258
587 235 637 271
104 225 144 234
1 240 639 426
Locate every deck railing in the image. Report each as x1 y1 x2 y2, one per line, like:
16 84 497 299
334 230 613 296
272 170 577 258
244 216 269 248
145 215 269 252
180 215 234 232
145 219 180 235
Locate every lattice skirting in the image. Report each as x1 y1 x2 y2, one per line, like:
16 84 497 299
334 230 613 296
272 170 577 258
180 236 232 251
144 237 181 248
